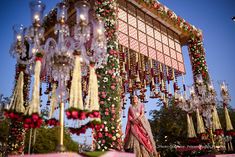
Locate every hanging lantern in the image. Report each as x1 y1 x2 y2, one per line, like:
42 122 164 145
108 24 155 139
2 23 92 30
29 0 45 27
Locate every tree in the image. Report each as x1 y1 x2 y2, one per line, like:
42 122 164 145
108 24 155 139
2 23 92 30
0 94 10 157
149 103 187 145
24 127 79 154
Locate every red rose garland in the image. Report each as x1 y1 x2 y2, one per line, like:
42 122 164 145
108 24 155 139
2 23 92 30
45 118 60 127
23 113 43 129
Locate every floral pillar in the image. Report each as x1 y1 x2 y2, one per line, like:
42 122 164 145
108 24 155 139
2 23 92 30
188 33 209 81
7 64 30 155
95 0 123 151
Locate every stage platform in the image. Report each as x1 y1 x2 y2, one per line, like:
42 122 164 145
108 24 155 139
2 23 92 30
9 151 135 157
200 154 235 157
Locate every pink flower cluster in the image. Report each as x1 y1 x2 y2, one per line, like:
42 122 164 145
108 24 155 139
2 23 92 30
66 109 87 120
4 111 23 121
225 131 235 136
23 113 43 129
45 118 60 126
213 129 224 136
69 123 104 136
66 108 101 120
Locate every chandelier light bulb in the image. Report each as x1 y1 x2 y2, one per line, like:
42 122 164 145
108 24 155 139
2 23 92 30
16 35 22 42
34 14 40 22
97 28 102 35
80 57 83 62
220 81 227 92
80 14 85 21
32 48 37 54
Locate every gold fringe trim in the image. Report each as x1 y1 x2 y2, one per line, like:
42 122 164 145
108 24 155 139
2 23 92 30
196 108 206 134
212 105 222 130
9 71 25 113
224 106 233 131
69 55 83 110
187 113 197 138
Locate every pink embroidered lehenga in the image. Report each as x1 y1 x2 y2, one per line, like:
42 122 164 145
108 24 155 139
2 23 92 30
124 102 158 157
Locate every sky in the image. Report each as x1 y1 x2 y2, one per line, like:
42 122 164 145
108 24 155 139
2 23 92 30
0 0 235 144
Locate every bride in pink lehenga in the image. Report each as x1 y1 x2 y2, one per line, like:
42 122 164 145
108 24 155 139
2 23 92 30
124 95 158 157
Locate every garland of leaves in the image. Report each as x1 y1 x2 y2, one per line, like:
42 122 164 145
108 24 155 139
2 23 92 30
95 0 123 151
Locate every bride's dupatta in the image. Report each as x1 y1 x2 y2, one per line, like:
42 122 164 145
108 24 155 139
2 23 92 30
124 103 154 153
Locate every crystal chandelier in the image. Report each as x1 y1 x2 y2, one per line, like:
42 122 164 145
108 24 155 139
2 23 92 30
178 74 234 149
8 0 107 152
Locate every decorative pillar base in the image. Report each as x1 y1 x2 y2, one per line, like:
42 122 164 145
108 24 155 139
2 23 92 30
56 145 66 152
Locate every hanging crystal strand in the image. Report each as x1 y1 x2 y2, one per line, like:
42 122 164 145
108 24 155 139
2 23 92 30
46 94 51 106
182 74 186 98
25 59 42 115
172 69 179 103
9 71 25 113
39 83 42 96
121 47 126 76
166 67 171 97
135 53 141 87
49 84 57 119
187 113 197 138
69 54 83 110
150 60 156 99
159 63 165 93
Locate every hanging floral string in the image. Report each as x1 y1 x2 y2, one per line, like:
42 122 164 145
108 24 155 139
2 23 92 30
48 83 57 119
23 52 43 129
5 71 25 120
87 64 101 123
66 54 86 120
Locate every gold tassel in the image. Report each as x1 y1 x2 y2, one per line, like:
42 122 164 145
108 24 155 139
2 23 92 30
86 65 100 122
196 108 206 134
49 84 57 119
187 113 197 138
224 106 233 131
69 55 83 110
9 71 25 113
26 60 41 115
212 105 222 130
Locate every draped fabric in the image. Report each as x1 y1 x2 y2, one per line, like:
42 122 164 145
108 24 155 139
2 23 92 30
124 103 158 157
